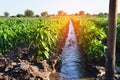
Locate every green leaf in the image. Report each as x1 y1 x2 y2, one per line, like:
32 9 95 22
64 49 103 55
44 51 49 59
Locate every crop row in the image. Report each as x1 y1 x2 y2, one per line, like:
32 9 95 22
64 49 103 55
0 17 70 61
90 17 120 50
72 17 107 62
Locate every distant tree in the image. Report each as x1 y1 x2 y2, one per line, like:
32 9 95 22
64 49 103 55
97 12 108 17
35 14 40 17
98 12 104 17
104 12 108 17
16 14 24 17
24 9 34 17
41 11 48 17
49 14 55 16
86 13 91 17
70 14 74 16
11 16 15 18
119 13 120 17
79 10 85 15
58 10 64 16
75 13 78 16
63 12 67 16
104 12 108 15
58 10 67 16
4 11 9 17
92 14 97 17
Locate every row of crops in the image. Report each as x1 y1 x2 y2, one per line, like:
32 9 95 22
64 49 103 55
72 16 120 63
90 17 120 50
0 17 70 61
0 16 120 62
72 17 106 62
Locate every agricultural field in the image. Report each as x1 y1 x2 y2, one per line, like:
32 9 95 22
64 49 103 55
0 16 120 63
89 17 120 50
0 17 70 61
72 16 120 63
72 17 107 63
0 16 120 79
0 0 119 79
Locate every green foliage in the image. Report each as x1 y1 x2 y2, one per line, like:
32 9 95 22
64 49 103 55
72 17 106 62
35 15 40 17
117 22 120 49
0 17 69 61
88 40 106 61
116 59 120 67
0 18 39 54
16 14 24 17
89 18 108 32
90 18 120 50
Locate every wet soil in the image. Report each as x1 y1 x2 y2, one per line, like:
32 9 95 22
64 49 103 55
0 43 59 80
0 21 69 80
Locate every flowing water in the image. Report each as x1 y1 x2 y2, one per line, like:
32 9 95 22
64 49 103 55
49 20 85 80
49 20 99 80
58 20 84 80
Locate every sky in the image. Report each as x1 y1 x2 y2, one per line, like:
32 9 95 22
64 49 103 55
0 0 120 16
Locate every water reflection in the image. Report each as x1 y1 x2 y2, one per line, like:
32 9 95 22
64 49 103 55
59 20 84 80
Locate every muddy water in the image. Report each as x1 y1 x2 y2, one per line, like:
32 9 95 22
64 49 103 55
58 20 84 80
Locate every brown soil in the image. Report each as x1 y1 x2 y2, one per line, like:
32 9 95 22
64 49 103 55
0 43 58 80
0 22 69 80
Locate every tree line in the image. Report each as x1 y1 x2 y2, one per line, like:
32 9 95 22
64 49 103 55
2 9 119 18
